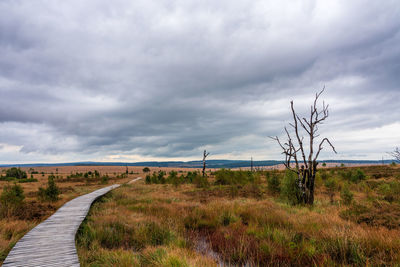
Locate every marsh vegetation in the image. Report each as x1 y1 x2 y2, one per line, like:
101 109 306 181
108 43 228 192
0 166 141 264
76 165 400 266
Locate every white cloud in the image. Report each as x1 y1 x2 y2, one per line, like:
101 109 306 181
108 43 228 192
0 0 399 163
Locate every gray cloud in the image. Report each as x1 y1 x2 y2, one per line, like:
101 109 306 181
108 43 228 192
0 0 400 163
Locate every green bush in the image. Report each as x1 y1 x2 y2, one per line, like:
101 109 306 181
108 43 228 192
325 177 338 204
18 178 38 183
214 169 254 185
38 175 60 202
143 167 150 173
145 174 151 184
0 176 17 182
267 172 281 194
145 221 172 246
280 170 300 205
166 171 181 186
101 175 109 184
339 168 366 183
185 171 200 183
5 167 27 179
145 171 167 184
319 170 330 180
340 183 354 205
88 220 172 251
377 181 400 203
193 174 209 188
167 171 181 187
353 169 366 182
0 184 25 218
315 172 324 188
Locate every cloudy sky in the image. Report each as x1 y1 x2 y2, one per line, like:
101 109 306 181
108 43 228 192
0 0 399 163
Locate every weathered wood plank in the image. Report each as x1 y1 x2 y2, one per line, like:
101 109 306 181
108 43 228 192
2 178 142 267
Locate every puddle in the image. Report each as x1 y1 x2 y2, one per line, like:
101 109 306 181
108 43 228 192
195 236 254 267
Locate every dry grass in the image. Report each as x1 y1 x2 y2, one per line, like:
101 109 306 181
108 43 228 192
2 165 400 266
76 166 400 266
0 165 148 264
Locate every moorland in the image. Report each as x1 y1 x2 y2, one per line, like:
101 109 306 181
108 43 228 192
1 164 400 266
76 164 400 266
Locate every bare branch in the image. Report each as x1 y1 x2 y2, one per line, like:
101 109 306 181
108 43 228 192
314 138 337 161
291 101 308 168
270 87 335 205
388 147 400 161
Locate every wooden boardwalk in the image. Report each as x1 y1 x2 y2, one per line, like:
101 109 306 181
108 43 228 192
2 178 142 267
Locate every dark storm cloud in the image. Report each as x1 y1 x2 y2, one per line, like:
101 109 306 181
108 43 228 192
0 0 400 162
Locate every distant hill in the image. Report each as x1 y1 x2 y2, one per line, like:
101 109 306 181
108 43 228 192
0 159 396 169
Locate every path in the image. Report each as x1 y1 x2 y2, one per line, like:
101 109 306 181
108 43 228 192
2 178 142 267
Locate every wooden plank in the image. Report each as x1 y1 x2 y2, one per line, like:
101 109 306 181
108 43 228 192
2 178 142 267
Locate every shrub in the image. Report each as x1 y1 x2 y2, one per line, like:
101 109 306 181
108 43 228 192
5 167 27 179
377 181 400 203
145 174 151 184
325 177 338 204
143 167 150 173
267 172 281 194
339 168 366 183
0 176 17 182
193 174 209 188
319 170 329 180
353 169 366 182
314 172 324 188
185 171 201 183
38 175 60 202
145 222 172 246
101 175 109 184
340 183 353 205
18 178 38 183
145 171 167 184
0 184 25 218
214 169 253 185
167 171 181 187
340 201 400 229
83 220 172 252
280 170 300 205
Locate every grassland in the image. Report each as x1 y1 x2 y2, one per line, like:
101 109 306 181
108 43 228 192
75 165 400 266
1 165 400 266
0 166 147 264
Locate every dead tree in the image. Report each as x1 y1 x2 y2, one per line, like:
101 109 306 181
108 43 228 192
202 150 210 177
271 88 337 205
389 147 400 161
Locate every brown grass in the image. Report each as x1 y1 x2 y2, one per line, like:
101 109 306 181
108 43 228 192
2 165 400 266
0 165 147 264
76 165 400 266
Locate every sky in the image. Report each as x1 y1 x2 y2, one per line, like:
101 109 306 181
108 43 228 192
0 0 400 164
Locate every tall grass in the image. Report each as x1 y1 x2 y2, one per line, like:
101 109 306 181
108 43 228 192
76 167 400 266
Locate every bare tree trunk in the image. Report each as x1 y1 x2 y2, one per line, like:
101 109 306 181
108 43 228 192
202 150 210 177
271 89 336 205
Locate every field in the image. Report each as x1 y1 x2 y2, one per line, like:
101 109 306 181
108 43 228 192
73 165 400 266
0 165 149 264
1 164 400 266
